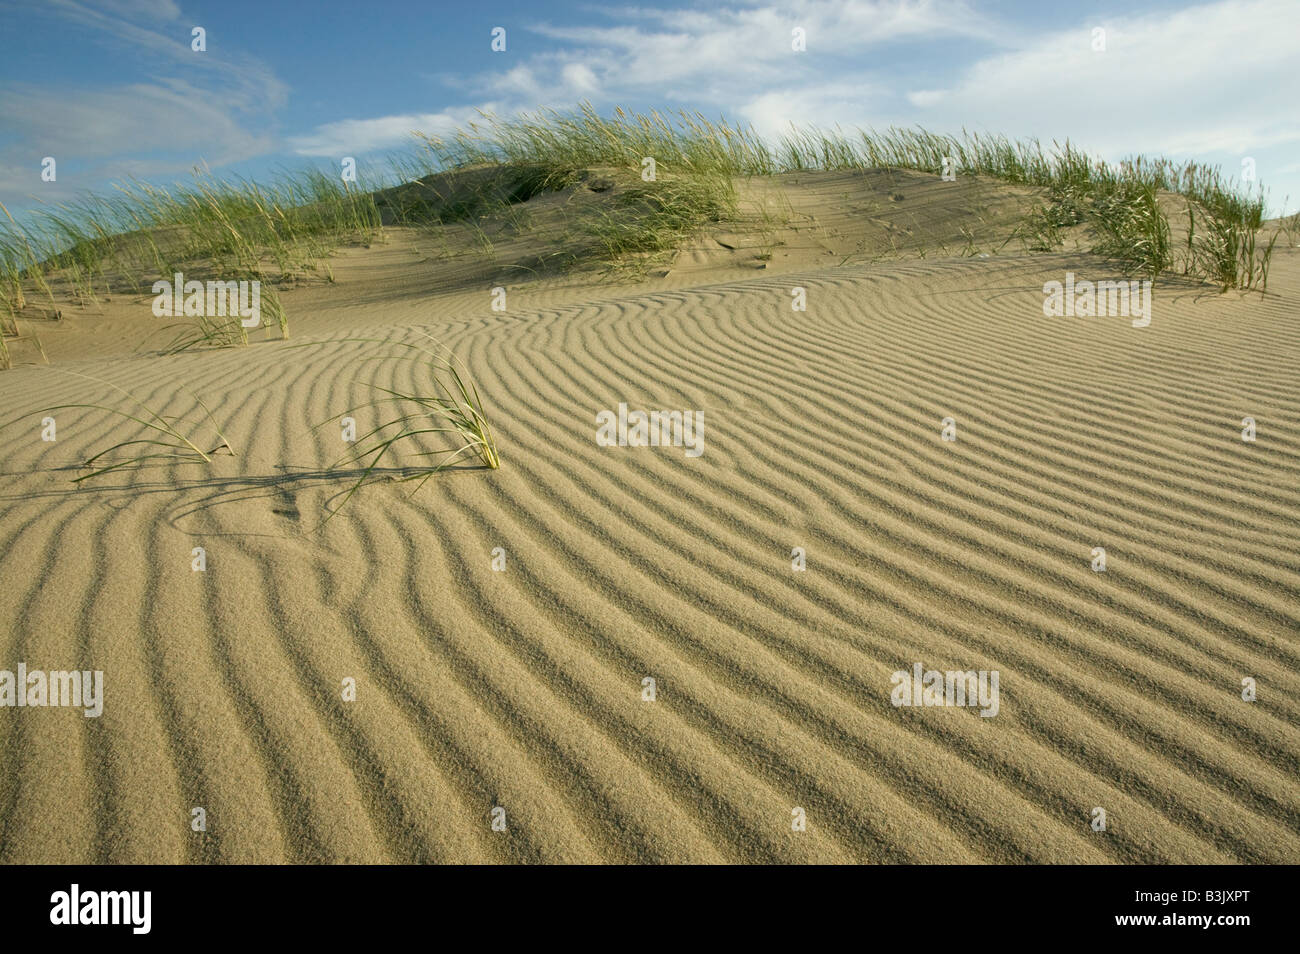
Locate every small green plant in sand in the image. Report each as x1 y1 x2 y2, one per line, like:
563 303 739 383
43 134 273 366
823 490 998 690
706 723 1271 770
157 278 287 353
317 333 500 522
161 309 250 353
0 311 48 370
36 369 234 482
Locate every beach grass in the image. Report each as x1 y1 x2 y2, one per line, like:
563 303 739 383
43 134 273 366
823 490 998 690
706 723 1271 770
0 104 1283 357
34 369 235 482
315 332 500 524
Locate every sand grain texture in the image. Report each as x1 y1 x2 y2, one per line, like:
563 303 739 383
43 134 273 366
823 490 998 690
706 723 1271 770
1 180 1298 863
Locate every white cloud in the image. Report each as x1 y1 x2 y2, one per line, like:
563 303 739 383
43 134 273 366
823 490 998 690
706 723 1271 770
739 80 892 140
899 0 1300 159
531 0 1001 85
0 0 288 207
92 0 182 18
561 63 600 96
507 0 999 108
288 0 1001 158
286 106 502 156
12 0 1298 213
0 80 275 167
906 89 946 108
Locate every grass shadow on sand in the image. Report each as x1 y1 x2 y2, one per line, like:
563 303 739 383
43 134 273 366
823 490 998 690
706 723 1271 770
0 461 493 535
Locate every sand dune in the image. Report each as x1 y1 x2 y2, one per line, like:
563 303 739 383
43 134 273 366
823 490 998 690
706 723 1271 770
1 171 1298 864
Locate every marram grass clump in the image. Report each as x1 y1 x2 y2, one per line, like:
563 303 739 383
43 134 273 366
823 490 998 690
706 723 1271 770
29 369 235 482
316 333 500 524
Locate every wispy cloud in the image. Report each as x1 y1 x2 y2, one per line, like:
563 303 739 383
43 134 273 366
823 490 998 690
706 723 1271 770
286 105 504 157
6 0 1298 213
497 0 1000 104
899 0 1300 160
0 0 287 202
286 0 1000 156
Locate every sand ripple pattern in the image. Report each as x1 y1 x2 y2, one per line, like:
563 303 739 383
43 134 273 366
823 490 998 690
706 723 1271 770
1 253 1297 863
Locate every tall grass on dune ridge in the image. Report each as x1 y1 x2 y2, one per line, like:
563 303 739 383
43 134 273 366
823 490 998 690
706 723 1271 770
0 167 384 346
414 105 1275 285
414 103 777 178
412 104 1269 228
410 105 749 269
0 104 1282 359
1088 182 1172 279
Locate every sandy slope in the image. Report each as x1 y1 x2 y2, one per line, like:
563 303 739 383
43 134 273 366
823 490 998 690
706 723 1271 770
1 176 1298 864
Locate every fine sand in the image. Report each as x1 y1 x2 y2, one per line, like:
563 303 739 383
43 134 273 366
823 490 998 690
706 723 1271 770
1 171 1298 863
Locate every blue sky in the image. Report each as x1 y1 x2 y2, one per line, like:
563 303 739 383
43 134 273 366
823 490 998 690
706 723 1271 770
2 0 1297 222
